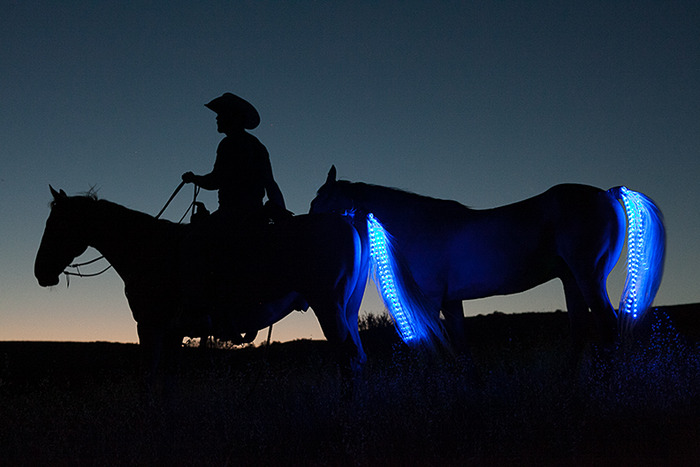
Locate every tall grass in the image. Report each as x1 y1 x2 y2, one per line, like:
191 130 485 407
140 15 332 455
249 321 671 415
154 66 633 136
1 309 699 465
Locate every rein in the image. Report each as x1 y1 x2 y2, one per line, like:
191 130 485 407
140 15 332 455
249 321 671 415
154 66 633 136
63 181 198 283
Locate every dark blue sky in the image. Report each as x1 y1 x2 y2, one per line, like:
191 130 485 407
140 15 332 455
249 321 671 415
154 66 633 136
2 1 698 343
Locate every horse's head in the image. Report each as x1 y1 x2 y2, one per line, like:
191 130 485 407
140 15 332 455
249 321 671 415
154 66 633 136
310 166 356 216
34 187 92 287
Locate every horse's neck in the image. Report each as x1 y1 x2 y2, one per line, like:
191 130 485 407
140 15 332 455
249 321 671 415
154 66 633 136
351 184 430 228
88 201 169 274
348 182 472 237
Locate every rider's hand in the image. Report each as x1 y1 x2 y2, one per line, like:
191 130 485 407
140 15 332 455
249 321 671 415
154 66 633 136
182 171 195 184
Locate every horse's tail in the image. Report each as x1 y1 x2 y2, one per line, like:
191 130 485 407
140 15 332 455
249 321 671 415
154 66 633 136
610 186 666 333
366 213 448 351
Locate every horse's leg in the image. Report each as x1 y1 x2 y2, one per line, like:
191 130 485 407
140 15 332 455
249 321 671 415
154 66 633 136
343 219 370 368
442 300 467 351
311 298 356 359
568 269 617 349
561 271 591 367
443 300 481 385
587 285 618 348
564 270 621 394
199 335 209 350
345 282 367 366
564 194 624 349
137 322 182 403
137 323 165 399
161 331 184 402
309 296 359 399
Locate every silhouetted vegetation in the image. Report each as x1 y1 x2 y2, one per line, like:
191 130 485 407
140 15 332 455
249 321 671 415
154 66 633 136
1 305 699 465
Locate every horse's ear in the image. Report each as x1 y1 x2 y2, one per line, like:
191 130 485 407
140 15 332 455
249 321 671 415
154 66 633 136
326 165 337 185
49 185 67 201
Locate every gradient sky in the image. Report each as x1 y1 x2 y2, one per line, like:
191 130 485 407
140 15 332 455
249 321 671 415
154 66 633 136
2 1 698 344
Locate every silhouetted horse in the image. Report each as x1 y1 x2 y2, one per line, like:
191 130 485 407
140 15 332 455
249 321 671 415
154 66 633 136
35 187 366 381
311 167 665 355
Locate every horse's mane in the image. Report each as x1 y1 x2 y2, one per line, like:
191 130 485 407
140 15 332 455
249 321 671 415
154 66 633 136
55 191 181 229
338 180 472 219
50 188 98 208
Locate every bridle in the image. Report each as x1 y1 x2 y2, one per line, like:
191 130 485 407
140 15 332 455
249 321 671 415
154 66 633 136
63 181 199 284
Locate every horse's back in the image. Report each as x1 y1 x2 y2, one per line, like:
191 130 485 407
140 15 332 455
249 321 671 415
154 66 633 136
482 184 620 233
498 184 625 268
425 184 624 299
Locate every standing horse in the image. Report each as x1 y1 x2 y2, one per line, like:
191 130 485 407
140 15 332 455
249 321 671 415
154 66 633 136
311 167 665 354
35 187 366 379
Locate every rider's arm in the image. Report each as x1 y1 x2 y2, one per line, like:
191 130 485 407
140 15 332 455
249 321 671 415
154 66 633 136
260 148 286 209
266 178 286 209
193 172 220 190
182 141 227 190
182 171 220 190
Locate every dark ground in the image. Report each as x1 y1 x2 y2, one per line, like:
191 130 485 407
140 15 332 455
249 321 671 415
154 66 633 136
1 304 699 466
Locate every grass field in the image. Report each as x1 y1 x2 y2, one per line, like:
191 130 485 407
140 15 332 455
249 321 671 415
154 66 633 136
1 305 699 465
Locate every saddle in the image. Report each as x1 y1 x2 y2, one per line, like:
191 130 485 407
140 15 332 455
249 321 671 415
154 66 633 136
182 202 303 344
183 201 296 306
190 200 293 227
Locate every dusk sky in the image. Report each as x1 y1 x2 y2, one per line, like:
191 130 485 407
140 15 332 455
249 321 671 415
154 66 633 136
2 1 698 344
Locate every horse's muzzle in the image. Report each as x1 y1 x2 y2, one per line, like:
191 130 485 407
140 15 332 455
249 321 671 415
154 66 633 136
37 275 60 287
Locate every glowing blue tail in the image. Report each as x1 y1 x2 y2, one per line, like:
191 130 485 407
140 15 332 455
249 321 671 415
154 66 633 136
612 186 665 331
367 213 447 350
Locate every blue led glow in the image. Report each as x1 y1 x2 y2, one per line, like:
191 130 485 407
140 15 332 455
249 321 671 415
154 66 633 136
367 213 419 343
617 186 665 329
366 213 449 350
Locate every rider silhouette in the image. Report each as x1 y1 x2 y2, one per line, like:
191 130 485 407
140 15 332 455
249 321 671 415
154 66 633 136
181 93 290 340
182 92 286 227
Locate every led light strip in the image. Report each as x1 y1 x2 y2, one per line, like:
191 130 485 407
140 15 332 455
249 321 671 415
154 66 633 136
367 213 418 343
619 186 647 319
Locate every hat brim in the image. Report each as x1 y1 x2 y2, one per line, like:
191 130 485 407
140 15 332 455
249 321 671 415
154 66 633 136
205 93 260 130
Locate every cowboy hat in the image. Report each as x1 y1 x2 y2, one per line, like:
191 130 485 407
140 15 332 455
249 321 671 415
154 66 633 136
205 92 260 130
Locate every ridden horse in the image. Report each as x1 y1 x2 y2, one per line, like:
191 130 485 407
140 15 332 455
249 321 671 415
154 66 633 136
311 167 665 354
35 187 366 379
